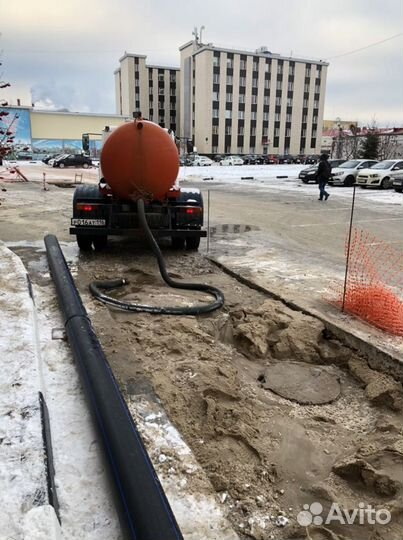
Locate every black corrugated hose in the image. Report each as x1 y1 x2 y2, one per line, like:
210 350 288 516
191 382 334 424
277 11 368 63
89 199 225 315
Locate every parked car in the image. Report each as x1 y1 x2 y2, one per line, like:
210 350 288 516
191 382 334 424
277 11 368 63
299 159 347 183
42 154 62 164
53 154 92 169
329 159 378 187
220 156 244 166
305 154 320 165
264 155 278 164
393 170 403 192
48 154 68 167
192 155 213 166
242 154 263 165
356 159 403 189
214 154 225 162
277 155 293 164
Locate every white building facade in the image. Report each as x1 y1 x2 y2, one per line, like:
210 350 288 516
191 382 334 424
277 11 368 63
114 53 180 133
180 40 328 156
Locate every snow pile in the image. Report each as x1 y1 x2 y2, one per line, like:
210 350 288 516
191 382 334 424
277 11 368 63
0 243 47 538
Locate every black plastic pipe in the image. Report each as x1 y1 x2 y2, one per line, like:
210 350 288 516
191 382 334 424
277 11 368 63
44 234 183 540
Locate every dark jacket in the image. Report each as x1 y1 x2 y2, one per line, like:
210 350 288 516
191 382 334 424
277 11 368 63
317 160 331 182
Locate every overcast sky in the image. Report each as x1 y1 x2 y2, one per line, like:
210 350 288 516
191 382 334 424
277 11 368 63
1 0 403 126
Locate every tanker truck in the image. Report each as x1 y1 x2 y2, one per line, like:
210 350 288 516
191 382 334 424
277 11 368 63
70 119 205 251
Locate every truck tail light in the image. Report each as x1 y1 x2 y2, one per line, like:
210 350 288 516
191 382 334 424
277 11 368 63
185 207 202 215
76 203 100 212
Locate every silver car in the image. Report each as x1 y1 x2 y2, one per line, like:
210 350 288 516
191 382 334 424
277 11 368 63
329 159 378 187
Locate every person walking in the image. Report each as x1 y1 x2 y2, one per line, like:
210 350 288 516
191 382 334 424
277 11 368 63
317 153 332 201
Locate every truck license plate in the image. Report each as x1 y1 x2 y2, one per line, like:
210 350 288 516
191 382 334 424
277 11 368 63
71 218 106 226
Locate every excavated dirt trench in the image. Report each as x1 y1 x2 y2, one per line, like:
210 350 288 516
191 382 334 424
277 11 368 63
14 240 403 540
73 242 403 540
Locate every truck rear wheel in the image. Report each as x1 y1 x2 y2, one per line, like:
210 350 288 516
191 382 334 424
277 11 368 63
171 236 185 249
76 235 93 251
186 236 200 250
93 236 108 250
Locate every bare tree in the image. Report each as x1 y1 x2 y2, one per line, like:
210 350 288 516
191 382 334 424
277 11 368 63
0 60 19 165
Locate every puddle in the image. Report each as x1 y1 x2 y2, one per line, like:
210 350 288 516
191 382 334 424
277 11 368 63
208 224 260 236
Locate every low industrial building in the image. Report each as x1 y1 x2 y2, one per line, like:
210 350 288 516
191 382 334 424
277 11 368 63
0 107 130 157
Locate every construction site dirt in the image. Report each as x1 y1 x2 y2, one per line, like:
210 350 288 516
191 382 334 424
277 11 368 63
2 175 403 540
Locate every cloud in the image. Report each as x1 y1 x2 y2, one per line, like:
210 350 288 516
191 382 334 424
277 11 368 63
1 0 402 125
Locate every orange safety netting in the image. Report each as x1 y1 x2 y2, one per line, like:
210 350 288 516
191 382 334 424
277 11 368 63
332 228 403 337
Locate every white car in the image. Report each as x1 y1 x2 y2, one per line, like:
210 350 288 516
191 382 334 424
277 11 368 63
356 159 403 189
329 159 378 187
192 155 213 166
220 156 244 166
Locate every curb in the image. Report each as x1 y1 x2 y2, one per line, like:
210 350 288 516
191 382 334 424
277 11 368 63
208 256 403 383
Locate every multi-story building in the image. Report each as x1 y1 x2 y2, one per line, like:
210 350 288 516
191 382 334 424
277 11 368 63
114 53 180 133
180 40 328 156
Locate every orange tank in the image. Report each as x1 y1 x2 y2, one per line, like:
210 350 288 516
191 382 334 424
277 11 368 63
100 120 179 201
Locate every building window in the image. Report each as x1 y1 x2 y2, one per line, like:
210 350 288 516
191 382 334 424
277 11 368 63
275 96 281 106
213 55 220 67
286 127 291 137
251 111 257 120
313 115 318 124
251 95 257 104
213 109 219 118
286 113 292 122
287 97 292 107
314 100 319 108
312 129 317 137
302 128 306 136
263 112 269 121
226 93 233 102
303 99 309 108
238 110 245 120
226 75 233 84
264 79 270 90
289 65 295 76
263 127 268 136
277 63 283 74
265 62 270 73
225 110 232 119
213 74 220 84
288 81 294 91
239 94 245 104
227 58 233 69
158 74 164 82
252 78 258 88
212 146 218 153
240 59 246 69
250 146 255 153
274 127 279 137
305 66 311 77
237 146 243 153
213 91 219 101
240 77 246 86
239 126 244 135
275 112 280 121
276 80 282 91
311 138 316 148
253 61 259 71
225 125 232 135
251 126 256 136
212 125 218 135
